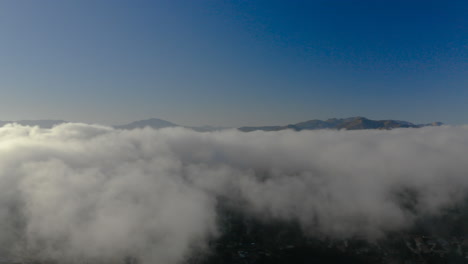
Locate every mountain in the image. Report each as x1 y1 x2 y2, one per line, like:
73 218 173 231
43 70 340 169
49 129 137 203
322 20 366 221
114 118 178 130
0 117 444 132
238 117 443 132
0 120 66 128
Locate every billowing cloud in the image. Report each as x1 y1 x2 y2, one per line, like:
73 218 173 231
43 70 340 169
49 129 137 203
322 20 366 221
0 123 467 263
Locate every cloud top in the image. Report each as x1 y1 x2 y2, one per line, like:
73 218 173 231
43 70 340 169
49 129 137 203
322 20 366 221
0 123 467 263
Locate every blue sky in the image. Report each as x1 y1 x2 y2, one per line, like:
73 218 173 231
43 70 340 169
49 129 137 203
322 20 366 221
0 0 466 126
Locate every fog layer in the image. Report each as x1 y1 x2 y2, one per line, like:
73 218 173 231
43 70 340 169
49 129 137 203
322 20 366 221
0 123 467 263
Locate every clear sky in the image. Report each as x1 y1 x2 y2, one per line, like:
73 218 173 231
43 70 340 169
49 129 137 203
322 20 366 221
0 0 466 127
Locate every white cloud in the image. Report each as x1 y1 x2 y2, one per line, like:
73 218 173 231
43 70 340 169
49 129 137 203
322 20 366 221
0 123 467 263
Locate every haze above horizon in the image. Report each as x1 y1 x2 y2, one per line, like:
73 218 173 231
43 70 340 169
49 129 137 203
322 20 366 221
0 0 466 127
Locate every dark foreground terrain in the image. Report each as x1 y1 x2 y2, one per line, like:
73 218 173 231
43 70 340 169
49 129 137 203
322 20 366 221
3 204 468 264
191 203 468 264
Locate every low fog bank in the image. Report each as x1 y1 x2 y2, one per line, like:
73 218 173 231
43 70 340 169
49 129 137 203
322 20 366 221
0 123 467 263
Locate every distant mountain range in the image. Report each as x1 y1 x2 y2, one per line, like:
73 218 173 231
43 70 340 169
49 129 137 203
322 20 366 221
114 118 178 130
238 117 443 132
0 117 443 131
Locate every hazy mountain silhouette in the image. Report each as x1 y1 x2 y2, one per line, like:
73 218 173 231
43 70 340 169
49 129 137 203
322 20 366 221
114 118 178 130
238 117 443 132
0 117 443 131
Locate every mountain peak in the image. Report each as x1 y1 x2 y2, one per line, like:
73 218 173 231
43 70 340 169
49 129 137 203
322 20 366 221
115 118 177 130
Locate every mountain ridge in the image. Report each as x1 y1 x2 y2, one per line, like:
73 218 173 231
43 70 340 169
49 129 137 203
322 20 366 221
114 118 177 130
238 117 443 132
0 117 443 131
